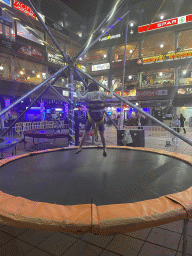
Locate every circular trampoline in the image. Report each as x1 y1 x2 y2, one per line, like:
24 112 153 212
0 146 192 236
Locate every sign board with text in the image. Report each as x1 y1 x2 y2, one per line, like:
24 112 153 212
92 63 110 71
138 14 192 33
13 0 36 19
0 0 11 6
143 50 192 64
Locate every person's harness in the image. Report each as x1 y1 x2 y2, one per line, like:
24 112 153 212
87 100 105 141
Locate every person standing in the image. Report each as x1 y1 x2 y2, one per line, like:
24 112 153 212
171 115 180 147
179 114 186 133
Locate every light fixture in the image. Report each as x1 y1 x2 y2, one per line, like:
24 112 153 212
102 29 105 33
104 54 107 58
37 74 41 78
20 71 24 75
130 50 133 53
0 66 4 70
130 22 134 27
160 44 164 48
130 30 134 34
159 72 163 76
78 33 82 37
160 15 164 20
183 70 187 74
129 75 132 79
27 77 30 79
136 102 139 106
32 70 35 74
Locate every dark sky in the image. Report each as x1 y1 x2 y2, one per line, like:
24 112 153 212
60 0 115 17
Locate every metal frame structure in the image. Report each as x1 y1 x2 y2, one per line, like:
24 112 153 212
0 0 189 254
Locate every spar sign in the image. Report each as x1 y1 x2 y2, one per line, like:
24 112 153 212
138 15 192 33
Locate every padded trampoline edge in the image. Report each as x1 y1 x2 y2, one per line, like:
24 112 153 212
0 146 191 236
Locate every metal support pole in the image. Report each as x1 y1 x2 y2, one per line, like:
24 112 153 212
0 70 65 137
182 219 189 256
0 66 68 118
104 110 118 129
0 85 50 137
74 10 130 60
74 69 88 90
75 66 192 146
26 0 68 62
68 65 75 145
49 84 69 103
120 13 129 129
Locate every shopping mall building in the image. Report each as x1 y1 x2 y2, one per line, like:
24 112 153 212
0 0 192 124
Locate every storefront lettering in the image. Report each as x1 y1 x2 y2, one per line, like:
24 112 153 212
137 90 168 97
99 34 121 41
13 0 36 19
138 14 192 33
143 50 192 64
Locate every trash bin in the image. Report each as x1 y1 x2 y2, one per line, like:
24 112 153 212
189 117 192 127
130 129 145 147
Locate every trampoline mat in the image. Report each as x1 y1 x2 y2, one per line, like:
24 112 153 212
0 148 192 206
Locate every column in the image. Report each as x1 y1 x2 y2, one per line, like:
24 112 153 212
174 32 180 87
68 62 74 146
108 72 114 91
61 13 68 28
10 57 14 81
80 25 86 38
107 46 113 90
137 4 144 88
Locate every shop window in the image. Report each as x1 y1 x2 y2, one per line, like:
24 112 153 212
0 55 11 80
142 69 174 88
142 31 174 58
178 29 192 52
16 21 44 45
113 42 139 61
0 9 15 41
86 48 108 64
13 57 46 84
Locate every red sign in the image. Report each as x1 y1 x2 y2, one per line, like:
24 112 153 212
138 14 192 33
13 0 36 19
137 59 142 64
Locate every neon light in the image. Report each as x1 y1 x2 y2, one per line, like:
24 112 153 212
13 0 36 19
138 14 192 33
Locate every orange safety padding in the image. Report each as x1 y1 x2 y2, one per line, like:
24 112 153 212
94 196 186 236
0 146 191 235
0 191 98 233
166 187 192 219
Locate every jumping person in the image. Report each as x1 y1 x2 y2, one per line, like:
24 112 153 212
75 82 113 157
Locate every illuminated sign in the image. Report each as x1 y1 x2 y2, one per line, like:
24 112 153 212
48 53 65 66
99 34 121 41
92 63 110 71
105 89 136 97
143 50 192 64
0 0 11 6
138 14 192 33
62 91 77 98
13 0 36 19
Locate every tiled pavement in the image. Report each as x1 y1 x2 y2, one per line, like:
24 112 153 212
0 126 192 256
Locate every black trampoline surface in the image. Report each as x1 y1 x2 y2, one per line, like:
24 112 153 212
0 147 192 206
